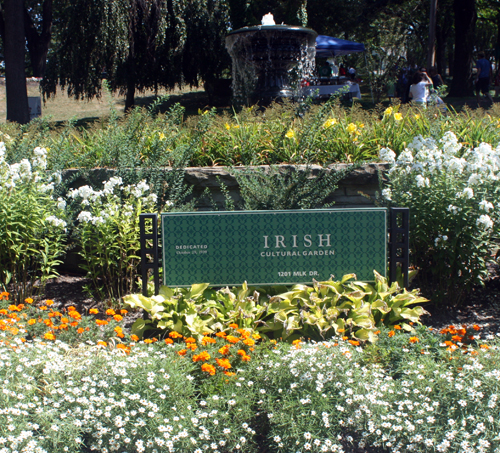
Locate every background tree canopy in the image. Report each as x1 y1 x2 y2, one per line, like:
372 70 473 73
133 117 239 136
1 0 500 121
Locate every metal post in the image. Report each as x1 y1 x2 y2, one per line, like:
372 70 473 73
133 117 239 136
388 208 410 288
139 213 161 296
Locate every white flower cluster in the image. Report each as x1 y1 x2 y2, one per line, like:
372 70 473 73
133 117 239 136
71 177 160 225
0 144 59 192
380 132 500 232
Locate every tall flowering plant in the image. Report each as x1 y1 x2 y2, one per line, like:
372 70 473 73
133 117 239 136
0 143 67 301
70 177 163 301
379 132 500 305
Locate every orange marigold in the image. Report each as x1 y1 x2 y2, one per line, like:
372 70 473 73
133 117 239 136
237 349 247 356
70 321 78 327
192 351 211 362
219 345 231 355
243 338 255 346
215 358 232 369
184 337 196 344
45 300 54 306
177 349 187 356
77 328 84 334
201 363 216 375
472 324 481 331
169 331 183 339
24 298 33 304
44 332 56 340
388 330 395 338
106 309 116 316
96 319 108 326
28 319 36 325
97 341 107 347
451 335 462 342
216 332 227 338
120 309 128 315
186 343 197 351
144 339 154 344
480 344 490 350
68 310 81 320
240 354 251 362
223 371 236 376
113 315 123 322
348 340 360 346
394 325 402 330
165 338 174 345
226 335 240 344
89 308 99 315
202 337 216 346
228 323 239 329
409 336 419 344
130 334 139 342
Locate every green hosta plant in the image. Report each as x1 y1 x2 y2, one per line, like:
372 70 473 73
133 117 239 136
124 272 428 342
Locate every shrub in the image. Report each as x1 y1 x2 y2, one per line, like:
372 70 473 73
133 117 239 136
69 177 163 302
379 132 500 305
0 144 67 301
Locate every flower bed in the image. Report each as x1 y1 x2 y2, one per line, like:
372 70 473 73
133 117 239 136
0 292 499 453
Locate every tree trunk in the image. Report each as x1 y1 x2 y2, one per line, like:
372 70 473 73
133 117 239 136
24 0 53 78
448 0 476 97
4 0 30 124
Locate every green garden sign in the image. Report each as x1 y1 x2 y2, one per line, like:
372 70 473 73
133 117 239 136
157 208 388 287
140 208 409 293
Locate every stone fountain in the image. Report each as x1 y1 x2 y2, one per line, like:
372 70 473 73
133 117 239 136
225 13 317 105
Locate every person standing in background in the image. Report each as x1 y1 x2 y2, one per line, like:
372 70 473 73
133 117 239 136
475 52 493 104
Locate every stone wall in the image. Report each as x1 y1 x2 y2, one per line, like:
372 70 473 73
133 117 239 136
63 163 388 209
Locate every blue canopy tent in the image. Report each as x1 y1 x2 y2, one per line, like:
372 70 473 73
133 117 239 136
314 35 372 102
315 35 365 57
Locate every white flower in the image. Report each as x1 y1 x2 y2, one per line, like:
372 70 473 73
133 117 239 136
378 148 396 163
397 149 414 165
479 200 494 212
103 177 123 195
462 187 474 199
381 188 392 201
77 211 93 223
468 173 482 185
57 198 67 210
477 214 493 229
45 216 67 229
33 147 47 156
415 175 430 188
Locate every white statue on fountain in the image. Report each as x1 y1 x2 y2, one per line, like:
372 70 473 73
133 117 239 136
261 13 276 26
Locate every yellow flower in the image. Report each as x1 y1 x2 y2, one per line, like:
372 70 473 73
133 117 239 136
384 107 393 116
159 132 165 141
347 123 357 134
285 129 295 139
225 123 231 130
414 114 421 120
323 118 337 129
394 113 403 121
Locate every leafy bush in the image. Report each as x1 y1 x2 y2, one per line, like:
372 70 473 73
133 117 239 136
124 272 428 342
69 177 163 302
379 132 500 305
0 144 67 301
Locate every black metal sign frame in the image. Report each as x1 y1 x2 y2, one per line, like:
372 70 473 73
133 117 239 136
139 207 410 296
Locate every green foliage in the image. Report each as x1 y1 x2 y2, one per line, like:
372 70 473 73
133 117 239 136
2 103 500 169
232 163 356 210
380 132 500 305
124 272 428 342
0 145 67 302
70 177 161 302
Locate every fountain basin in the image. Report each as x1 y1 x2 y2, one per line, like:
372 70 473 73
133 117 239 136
226 25 317 105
